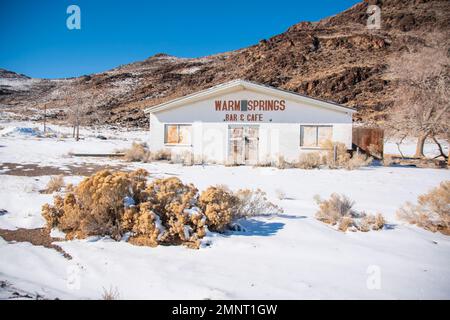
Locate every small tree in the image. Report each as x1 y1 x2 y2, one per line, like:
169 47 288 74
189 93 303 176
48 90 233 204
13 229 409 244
387 33 449 158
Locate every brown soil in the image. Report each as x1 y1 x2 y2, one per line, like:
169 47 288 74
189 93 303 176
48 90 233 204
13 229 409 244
0 227 72 259
0 162 126 177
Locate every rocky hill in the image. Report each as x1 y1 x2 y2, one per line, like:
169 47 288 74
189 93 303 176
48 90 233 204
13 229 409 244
1 0 449 127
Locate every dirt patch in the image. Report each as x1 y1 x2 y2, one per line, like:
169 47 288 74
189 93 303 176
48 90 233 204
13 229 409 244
0 162 126 177
0 227 72 259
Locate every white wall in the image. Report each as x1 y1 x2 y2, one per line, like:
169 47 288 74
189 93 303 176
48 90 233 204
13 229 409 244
148 88 353 164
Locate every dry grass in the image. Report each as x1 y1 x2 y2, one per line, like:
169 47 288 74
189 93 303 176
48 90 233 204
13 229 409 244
296 152 322 169
233 188 283 218
123 142 151 162
42 175 65 194
102 286 120 300
315 193 385 232
152 149 171 161
397 181 450 235
345 152 373 170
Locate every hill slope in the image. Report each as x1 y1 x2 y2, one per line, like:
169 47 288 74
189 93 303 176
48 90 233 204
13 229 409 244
1 0 449 126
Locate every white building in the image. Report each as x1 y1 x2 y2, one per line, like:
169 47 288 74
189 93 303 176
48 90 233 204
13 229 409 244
144 80 355 165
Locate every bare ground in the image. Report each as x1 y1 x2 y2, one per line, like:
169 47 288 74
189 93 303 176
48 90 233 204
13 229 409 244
0 162 126 176
0 227 72 259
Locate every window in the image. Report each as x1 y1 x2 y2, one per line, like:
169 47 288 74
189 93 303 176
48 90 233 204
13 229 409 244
300 125 332 147
164 124 192 145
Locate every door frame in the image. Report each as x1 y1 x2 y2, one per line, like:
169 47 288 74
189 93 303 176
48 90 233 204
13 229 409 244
227 125 259 165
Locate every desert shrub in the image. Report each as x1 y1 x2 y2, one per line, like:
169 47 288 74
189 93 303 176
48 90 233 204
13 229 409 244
358 213 385 232
320 140 351 169
42 175 65 194
233 188 283 218
296 152 322 169
314 193 356 225
123 142 151 162
397 181 450 235
277 155 295 169
42 169 149 239
338 216 354 232
151 149 171 161
198 186 237 232
41 170 281 248
314 193 385 232
345 153 373 170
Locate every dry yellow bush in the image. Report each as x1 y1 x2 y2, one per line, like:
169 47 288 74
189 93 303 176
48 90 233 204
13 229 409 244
296 152 322 169
41 170 281 248
315 193 385 232
345 153 373 170
42 175 65 194
42 169 149 239
338 216 354 232
199 186 237 232
358 213 385 232
233 188 283 218
397 181 450 235
128 204 161 247
152 149 171 161
315 193 356 225
123 142 151 162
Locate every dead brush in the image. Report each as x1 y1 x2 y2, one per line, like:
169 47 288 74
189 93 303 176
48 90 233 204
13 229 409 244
42 175 65 194
296 152 323 169
123 142 151 162
233 188 283 218
102 286 120 300
345 153 373 170
397 181 450 235
151 149 171 161
315 193 385 232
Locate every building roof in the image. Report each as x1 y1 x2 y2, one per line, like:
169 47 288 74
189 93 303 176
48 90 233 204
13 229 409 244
144 79 356 114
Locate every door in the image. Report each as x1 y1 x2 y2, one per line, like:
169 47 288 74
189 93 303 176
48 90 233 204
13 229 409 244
228 126 259 165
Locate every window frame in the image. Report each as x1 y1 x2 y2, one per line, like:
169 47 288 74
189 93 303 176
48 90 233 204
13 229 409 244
300 125 333 148
164 124 192 146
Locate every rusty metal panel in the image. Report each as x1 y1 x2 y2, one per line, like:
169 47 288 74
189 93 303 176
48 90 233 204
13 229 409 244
352 127 384 159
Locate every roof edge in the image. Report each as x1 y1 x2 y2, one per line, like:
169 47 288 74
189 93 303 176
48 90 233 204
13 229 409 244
144 79 356 114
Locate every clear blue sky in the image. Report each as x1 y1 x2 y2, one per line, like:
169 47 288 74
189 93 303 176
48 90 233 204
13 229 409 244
0 0 360 79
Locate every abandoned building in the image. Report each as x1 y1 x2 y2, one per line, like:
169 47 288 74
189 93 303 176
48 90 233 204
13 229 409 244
144 79 355 165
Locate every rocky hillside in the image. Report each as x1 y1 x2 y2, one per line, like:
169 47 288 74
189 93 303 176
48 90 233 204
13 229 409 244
1 0 449 127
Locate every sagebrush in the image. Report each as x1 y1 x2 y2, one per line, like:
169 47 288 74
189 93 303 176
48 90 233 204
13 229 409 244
397 181 449 235
42 175 65 194
42 169 282 248
123 142 151 162
314 193 385 232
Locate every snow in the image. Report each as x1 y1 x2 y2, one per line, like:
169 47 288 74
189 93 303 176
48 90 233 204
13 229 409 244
385 138 448 158
0 78 39 91
0 121 449 299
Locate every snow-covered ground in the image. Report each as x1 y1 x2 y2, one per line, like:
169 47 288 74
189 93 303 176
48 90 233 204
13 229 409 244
0 122 449 299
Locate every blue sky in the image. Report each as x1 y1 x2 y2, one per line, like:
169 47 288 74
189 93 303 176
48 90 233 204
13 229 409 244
0 0 360 79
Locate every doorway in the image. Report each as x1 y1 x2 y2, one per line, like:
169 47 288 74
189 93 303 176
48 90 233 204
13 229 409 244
228 125 259 165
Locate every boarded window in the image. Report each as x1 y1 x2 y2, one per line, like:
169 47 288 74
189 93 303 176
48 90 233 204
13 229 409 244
164 124 192 145
300 125 332 147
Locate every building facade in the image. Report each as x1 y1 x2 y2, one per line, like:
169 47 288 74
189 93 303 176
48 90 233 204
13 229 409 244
144 80 355 165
